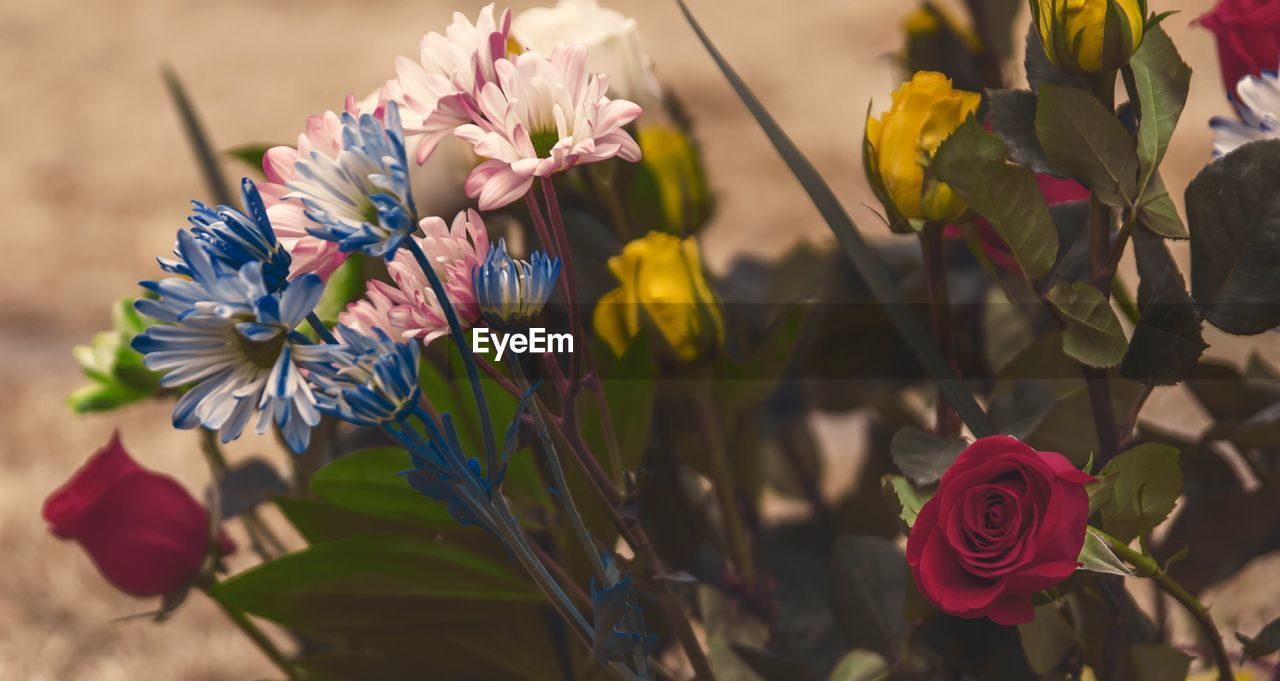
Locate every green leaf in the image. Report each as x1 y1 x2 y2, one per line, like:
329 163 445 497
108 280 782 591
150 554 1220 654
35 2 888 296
1119 230 1206 385
1077 527 1135 575
1095 443 1181 542
225 143 275 174
882 475 934 528
162 65 232 205
311 254 367 327
1127 26 1191 185
1127 645 1192 681
1018 604 1081 675
1046 281 1129 368
1036 84 1140 208
890 426 968 486
208 534 543 633
712 302 811 410
275 497 430 544
988 381 1059 440
987 88 1063 177
830 535 907 655
827 650 889 681
1136 173 1188 238
1236 617 1280 661
933 117 1059 278
69 297 164 413
310 447 463 530
1187 139 1280 334
672 0 995 437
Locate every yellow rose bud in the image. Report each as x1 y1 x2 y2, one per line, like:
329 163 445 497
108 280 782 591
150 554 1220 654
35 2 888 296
633 125 711 234
903 4 982 54
593 232 724 362
865 71 981 224
1033 0 1146 74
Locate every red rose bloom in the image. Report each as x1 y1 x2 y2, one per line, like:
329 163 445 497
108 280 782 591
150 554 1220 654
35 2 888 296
945 174 1088 274
43 431 233 597
1200 0 1280 90
905 436 1093 625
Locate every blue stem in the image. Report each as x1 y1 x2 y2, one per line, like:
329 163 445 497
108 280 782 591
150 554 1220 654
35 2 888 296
403 238 498 487
305 313 338 344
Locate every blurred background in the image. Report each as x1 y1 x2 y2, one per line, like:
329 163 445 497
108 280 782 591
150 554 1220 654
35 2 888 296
3 0 1276 678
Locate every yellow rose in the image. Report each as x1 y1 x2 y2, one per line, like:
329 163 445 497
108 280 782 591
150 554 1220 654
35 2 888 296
1033 0 1146 74
593 232 724 362
865 71 981 224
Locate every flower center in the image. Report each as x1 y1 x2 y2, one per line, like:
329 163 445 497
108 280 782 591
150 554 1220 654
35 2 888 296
236 331 286 369
530 129 560 159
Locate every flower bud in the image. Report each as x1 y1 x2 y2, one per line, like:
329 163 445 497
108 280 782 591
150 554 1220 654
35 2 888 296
865 72 980 224
1033 0 1146 75
43 432 232 598
473 239 561 330
593 232 723 362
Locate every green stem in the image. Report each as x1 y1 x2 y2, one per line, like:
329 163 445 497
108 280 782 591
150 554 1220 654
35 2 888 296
512 360 608 583
205 591 299 680
693 381 756 587
1097 530 1235 681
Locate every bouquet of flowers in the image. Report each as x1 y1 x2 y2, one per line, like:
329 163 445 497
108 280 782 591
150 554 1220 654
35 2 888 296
45 0 1280 679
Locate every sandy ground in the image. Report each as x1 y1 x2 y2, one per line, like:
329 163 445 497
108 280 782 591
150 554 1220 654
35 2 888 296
2 0 1276 678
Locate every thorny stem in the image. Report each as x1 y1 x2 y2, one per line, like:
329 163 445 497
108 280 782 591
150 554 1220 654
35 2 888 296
1099 530 1235 681
405 238 499 487
920 222 961 437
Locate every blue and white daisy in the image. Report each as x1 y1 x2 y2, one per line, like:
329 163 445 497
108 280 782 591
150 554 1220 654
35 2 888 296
473 239 560 329
312 325 421 427
162 178 293 293
133 231 331 453
288 102 418 260
1211 68 1280 157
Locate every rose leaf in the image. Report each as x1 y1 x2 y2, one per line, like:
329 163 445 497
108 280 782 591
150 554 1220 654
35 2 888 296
1187 139 1280 334
1077 527 1134 576
1127 25 1191 185
1236 617 1280 661
1097 443 1182 543
882 475 934 528
1036 84 1141 209
890 426 969 486
1119 229 1206 385
1046 281 1129 368
933 117 1059 278
1018 604 1082 675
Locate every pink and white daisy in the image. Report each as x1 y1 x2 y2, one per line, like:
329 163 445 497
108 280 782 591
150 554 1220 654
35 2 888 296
258 95 364 280
455 43 643 210
339 209 491 345
382 4 513 164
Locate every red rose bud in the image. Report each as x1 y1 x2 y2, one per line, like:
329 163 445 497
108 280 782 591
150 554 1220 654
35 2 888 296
905 436 1093 625
43 431 233 597
944 174 1088 274
1199 0 1280 91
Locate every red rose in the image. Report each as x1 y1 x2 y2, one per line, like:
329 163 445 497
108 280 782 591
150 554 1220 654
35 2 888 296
1199 0 1280 90
43 431 233 597
905 436 1093 625
945 175 1088 274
